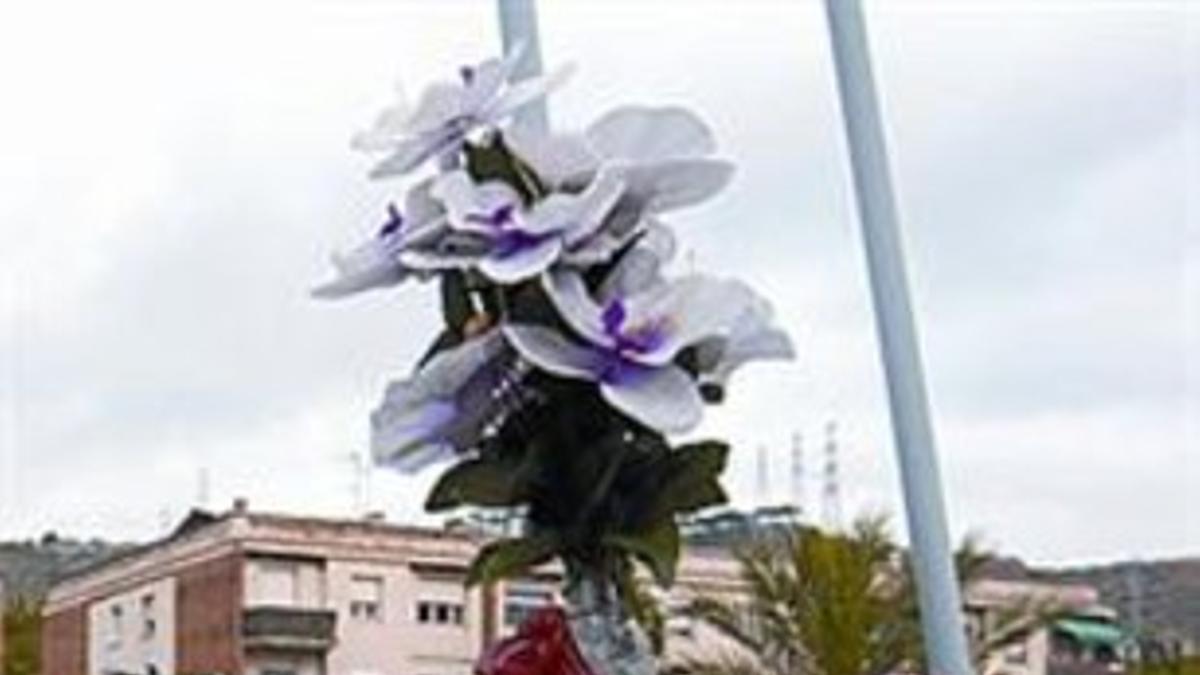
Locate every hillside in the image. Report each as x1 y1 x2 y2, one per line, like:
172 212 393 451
0 535 133 602
1035 558 1200 645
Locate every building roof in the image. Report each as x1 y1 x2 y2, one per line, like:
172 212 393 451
1055 617 1128 648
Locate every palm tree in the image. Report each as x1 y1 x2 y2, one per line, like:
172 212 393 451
680 517 919 675
679 518 1055 675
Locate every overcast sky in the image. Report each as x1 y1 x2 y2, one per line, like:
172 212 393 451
0 0 1195 566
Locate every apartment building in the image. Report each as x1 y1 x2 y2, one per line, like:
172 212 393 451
40 500 740 675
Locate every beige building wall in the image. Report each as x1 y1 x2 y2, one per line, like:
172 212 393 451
86 576 176 675
321 559 482 675
967 578 1108 675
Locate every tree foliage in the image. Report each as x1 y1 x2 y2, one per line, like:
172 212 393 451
681 519 1056 675
3 596 42 675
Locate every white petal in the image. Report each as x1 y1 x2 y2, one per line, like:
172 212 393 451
478 237 562 283
484 62 576 122
522 167 623 242
620 159 734 213
404 179 444 224
541 268 611 346
431 171 524 234
381 443 457 474
368 129 460 179
626 276 759 366
312 238 407 299
601 364 703 434
404 81 468 135
420 329 506 390
460 56 509 112
371 396 458 472
400 248 480 272
639 219 678 262
371 331 504 473
720 326 794 376
505 126 599 187
502 324 604 380
597 245 666 305
352 100 411 152
697 323 795 388
561 232 624 267
562 167 626 246
586 106 717 162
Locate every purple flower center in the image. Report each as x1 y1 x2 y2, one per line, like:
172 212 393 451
459 65 475 85
378 203 404 238
466 203 517 230
601 299 666 357
491 229 550 258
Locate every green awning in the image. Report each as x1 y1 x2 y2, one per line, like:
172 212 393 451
1054 618 1126 647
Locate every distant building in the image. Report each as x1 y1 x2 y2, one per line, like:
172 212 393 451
966 578 1128 675
40 499 740 675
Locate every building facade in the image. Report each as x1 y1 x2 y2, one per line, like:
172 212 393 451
41 501 739 675
966 578 1127 675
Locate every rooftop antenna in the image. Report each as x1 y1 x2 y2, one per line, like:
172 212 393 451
791 432 806 520
343 451 371 516
157 507 173 534
822 420 843 530
1125 564 1145 645
195 467 211 509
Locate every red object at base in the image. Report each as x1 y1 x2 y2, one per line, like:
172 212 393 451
475 606 597 675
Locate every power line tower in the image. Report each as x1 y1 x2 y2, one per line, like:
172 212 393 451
756 444 771 509
790 432 806 521
822 420 843 530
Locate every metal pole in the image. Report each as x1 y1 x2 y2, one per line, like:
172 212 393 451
497 0 549 134
821 2 974 674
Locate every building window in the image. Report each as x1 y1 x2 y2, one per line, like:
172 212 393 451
140 593 157 640
350 575 384 621
503 585 554 627
108 604 124 649
256 560 300 606
1004 642 1030 665
416 600 465 626
665 600 695 640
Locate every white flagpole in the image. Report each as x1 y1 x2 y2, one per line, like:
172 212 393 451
497 0 549 134
822 1 974 673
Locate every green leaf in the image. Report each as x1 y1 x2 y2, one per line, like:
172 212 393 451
466 533 560 587
425 456 534 512
605 519 681 587
638 441 731 525
440 271 473 332
464 138 545 204
417 329 461 367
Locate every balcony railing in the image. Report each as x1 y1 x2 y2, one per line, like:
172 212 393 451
242 606 337 651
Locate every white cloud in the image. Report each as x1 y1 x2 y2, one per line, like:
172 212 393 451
0 0 1193 563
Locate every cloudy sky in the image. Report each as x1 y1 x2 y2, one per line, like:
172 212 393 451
0 0 1194 566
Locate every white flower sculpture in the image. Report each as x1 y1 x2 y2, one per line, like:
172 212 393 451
317 49 795 662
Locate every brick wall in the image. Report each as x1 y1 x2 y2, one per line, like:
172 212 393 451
176 552 244 675
42 603 88 675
